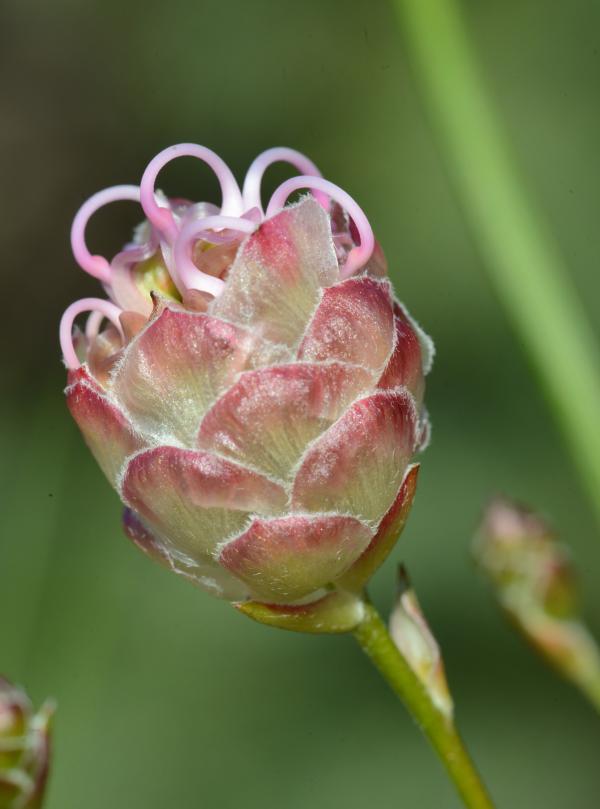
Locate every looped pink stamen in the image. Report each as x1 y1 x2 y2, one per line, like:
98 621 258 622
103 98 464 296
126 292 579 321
85 310 104 341
266 176 375 277
71 185 141 283
174 215 256 297
140 144 244 243
242 147 328 213
60 298 124 370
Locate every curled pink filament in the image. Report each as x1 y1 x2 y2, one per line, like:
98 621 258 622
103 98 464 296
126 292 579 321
60 298 124 370
63 144 380 372
242 147 327 213
266 176 375 277
71 185 141 283
140 144 245 244
174 215 257 297
85 310 105 341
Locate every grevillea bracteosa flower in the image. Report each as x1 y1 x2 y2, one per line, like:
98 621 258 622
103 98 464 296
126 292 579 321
60 144 433 632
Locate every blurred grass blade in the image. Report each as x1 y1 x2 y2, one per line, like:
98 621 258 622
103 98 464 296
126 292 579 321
0 393 72 677
393 0 600 526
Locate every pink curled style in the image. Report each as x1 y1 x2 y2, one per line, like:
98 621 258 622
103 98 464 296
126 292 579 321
242 147 328 214
265 175 375 277
60 298 124 370
64 145 379 371
174 215 257 297
139 144 245 244
70 185 141 283
85 310 104 342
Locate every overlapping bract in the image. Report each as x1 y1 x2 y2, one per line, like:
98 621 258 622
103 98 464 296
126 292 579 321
66 196 432 611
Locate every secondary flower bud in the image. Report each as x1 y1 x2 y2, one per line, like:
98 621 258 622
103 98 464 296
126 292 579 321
61 144 433 630
0 678 53 809
389 566 453 718
474 497 600 699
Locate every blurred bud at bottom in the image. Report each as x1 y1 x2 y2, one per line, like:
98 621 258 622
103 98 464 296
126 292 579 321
0 678 54 809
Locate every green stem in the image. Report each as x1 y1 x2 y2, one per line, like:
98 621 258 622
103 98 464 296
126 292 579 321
354 601 495 809
392 0 600 526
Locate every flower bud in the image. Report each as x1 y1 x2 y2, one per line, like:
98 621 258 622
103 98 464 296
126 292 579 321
389 566 453 718
0 678 53 809
61 144 433 630
474 497 600 701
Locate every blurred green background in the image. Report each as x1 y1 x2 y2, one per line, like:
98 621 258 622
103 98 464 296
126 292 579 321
2 1 600 806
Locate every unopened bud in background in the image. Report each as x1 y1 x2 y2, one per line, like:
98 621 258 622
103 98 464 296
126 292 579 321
0 678 53 809
389 566 453 719
474 497 600 710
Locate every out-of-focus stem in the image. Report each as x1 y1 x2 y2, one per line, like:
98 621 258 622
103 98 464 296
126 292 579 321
527 617 600 717
392 0 600 527
354 601 495 809
579 674 600 715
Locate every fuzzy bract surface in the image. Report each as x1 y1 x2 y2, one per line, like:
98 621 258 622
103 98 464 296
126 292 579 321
63 146 433 614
